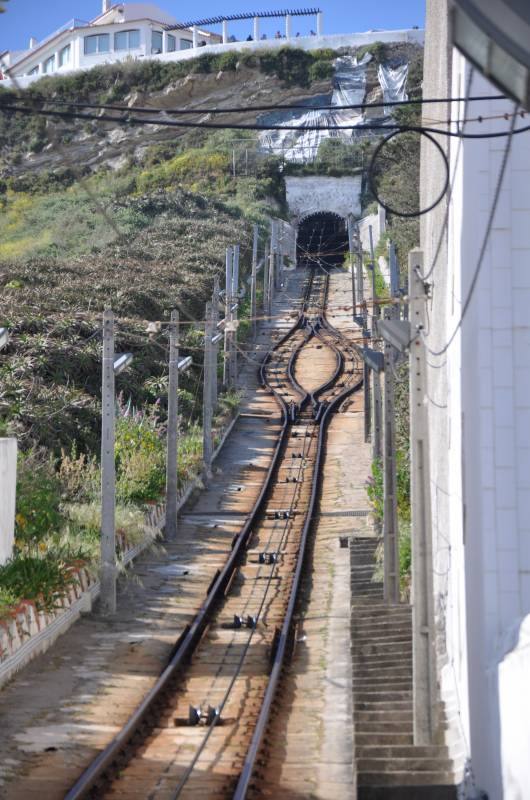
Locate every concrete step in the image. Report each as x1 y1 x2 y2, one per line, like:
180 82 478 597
355 700 412 711
356 710 413 724
358 771 455 787
356 746 450 760
354 682 413 693
358 758 454 773
358 785 457 800
355 733 414 747
354 691 412 703
356 721 414 734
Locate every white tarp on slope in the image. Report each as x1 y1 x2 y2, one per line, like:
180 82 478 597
259 51 408 163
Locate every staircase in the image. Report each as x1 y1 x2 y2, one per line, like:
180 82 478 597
351 537 457 800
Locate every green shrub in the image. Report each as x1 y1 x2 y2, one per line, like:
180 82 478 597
0 553 73 612
115 400 166 503
217 51 239 72
309 60 334 82
15 451 63 551
0 587 19 619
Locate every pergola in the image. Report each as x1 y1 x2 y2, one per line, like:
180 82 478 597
166 8 323 45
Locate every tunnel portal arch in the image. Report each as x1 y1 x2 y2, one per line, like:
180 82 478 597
296 211 350 268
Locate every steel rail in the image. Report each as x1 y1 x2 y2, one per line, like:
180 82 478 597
64 309 307 800
234 308 363 798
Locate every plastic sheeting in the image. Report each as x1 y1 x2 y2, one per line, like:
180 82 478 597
259 51 409 163
378 62 408 114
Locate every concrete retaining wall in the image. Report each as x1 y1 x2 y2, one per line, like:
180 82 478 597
286 175 362 221
0 438 17 566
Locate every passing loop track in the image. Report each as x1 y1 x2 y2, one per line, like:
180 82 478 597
65 265 363 800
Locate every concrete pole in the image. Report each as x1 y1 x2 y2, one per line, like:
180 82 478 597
222 20 228 43
268 238 275 317
383 305 400 605
363 359 371 443
253 16 259 41
409 249 437 744
211 276 220 409
230 245 240 387
369 224 378 321
389 240 400 298
372 367 383 462
100 308 116 616
316 11 323 34
251 224 258 340
347 215 356 316
285 13 292 39
263 240 270 317
223 245 233 386
356 227 364 304
203 302 214 476
192 25 198 48
165 310 179 540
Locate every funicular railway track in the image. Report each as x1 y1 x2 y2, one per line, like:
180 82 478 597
65 265 363 800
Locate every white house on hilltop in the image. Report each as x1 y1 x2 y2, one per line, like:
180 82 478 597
1 3 423 90
0 2 221 81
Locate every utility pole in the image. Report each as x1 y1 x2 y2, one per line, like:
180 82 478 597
203 301 214 476
251 224 258 340
373 366 383 462
211 277 220 410
268 234 275 316
369 224 378 320
382 305 399 604
100 308 116 616
409 249 437 744
356 226 364 304
230 245 239 387
263 240 270 318
165 310 179 540
347 215 356 316
223 246 233 387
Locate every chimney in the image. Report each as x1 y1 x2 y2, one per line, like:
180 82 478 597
29 36 38 49
102 0 111 13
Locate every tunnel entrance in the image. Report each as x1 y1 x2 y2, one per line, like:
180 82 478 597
296 212 349 268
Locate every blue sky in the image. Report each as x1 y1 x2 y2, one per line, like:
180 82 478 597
1 1 425 52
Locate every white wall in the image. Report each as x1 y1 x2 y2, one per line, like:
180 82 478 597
422 3 530 791
0 438 17 565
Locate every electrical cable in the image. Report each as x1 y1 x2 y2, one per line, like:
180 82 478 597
1 102 529 138
0 94 508 117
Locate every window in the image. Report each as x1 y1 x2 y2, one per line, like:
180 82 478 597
167 34 176 52
84 33 110 55
151 30 163 53
180 38 193 49
59 44 71 67
43 54 55 73
114 29 140 51
28 65 40 76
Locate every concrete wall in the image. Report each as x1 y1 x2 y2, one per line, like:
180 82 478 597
286 175 362 222
0 438 17 565
422 2 530 795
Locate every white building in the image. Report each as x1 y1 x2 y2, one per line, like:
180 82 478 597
0 2 221 81
420 1 530 797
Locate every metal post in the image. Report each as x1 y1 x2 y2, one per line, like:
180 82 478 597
383 305 399 605
211 276 220 409
268 242 275 316
347 215 356 316
409 249 437 743
203 301 214 476
223 246 233 386
165 310 179 540
251 224 258 340
369 224 378 320
263 240 270 317
100 308 116 616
